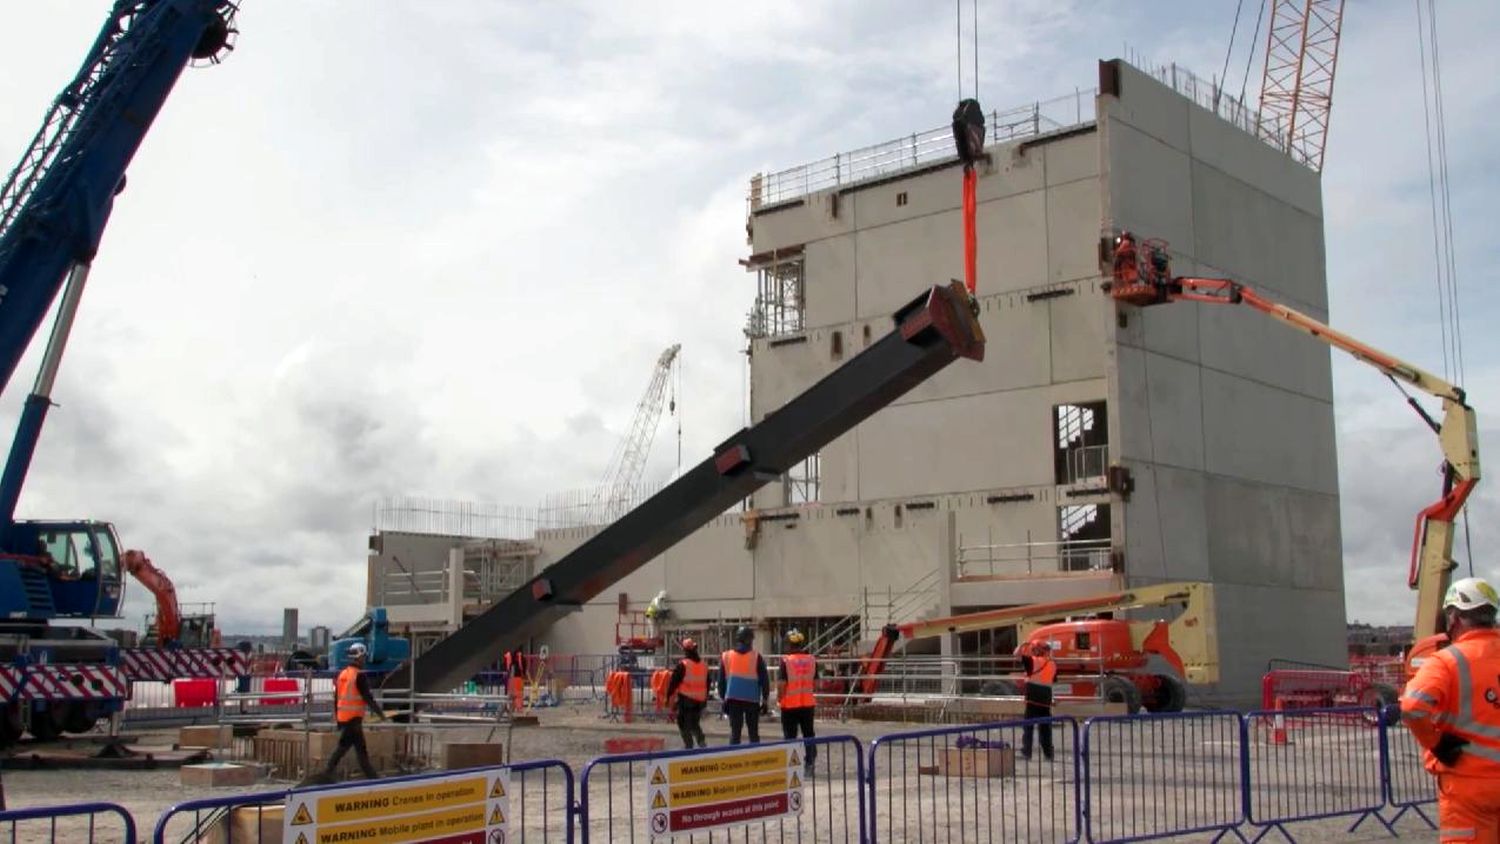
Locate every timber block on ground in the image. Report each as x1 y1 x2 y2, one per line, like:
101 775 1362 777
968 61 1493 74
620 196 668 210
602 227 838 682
181 762 259 787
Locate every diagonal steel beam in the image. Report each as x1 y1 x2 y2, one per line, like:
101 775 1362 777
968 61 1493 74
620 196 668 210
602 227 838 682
394 281 986 695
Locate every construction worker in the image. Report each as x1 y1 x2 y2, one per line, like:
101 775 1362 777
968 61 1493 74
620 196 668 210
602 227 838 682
664 637 710 748
1019 640 1056 761
719 625 770 745
323 642 386 781
777 629 817 774
1401 576 1500 841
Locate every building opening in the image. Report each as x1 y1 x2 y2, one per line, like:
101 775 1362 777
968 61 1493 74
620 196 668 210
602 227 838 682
1053 401 1108 484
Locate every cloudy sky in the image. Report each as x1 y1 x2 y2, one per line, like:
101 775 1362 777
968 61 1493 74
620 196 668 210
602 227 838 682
0 1 1495 635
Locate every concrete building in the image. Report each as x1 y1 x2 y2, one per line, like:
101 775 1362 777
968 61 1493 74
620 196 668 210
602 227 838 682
368 59 1347 706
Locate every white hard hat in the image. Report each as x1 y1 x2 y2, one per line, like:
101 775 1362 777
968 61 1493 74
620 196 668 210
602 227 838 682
347 643 368 659
1443 577 1500 612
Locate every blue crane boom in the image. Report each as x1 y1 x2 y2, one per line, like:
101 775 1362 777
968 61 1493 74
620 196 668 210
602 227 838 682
0 1 240 745
0 1 236 544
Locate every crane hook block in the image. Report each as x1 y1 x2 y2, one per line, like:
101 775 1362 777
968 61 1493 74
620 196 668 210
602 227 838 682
952 98 986 165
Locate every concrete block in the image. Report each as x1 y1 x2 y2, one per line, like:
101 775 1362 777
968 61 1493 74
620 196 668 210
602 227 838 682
181 762 259 788
443 743 505 770
178 725 233 750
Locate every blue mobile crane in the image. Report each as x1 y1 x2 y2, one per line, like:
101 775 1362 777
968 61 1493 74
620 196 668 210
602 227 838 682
0 1 241 743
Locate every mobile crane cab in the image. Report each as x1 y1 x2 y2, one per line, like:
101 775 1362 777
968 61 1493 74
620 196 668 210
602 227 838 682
0 520 127 622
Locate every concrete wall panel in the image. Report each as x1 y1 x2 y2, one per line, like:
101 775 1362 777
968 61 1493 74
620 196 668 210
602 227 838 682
1042 131 1100 187
1105 64 1191 152
1046 178 1105 284
1120 465 1210 582
1104 122 1195 260
1049 283 1108 383
804 236 858 328
1189 162 1327 311
854 210 964 320
1200 370 1338 495
982 190 1050 293
1187 105 1322 218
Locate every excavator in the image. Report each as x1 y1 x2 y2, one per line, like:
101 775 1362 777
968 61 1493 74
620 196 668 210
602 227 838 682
1105 232 1479 677
122 550 221 649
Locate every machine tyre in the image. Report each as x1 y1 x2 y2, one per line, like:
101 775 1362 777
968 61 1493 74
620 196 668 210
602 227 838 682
1101 674 1143 714
26 704 63 741
0 704 22 747
979 679 1022 697
1154 674 1188 712
63 701 98 734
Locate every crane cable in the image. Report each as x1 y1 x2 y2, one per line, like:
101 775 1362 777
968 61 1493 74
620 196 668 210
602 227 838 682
1217 0 1247 107
1414 0 1473 576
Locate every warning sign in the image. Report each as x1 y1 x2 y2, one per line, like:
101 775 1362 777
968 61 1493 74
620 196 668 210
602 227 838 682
284 767 511 844
645 744 802 840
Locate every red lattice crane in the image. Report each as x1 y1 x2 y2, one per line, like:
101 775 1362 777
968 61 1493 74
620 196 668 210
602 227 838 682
1258 0 1346 171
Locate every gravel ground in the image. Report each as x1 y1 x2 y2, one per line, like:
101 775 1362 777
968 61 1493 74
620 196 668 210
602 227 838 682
0 704 1444 842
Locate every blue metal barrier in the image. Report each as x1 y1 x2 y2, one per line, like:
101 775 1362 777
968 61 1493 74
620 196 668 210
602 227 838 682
579 734 863 842
1242 706 1392 842
0 801 136 843
1381 716 1438 831
152 759 574 842
1082 709 1247 843
867 716 1080 843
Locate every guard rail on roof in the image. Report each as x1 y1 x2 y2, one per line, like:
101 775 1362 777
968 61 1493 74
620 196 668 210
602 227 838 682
748 89 1097 211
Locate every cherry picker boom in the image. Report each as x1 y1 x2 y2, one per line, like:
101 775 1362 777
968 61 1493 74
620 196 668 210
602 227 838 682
393 282 986 695
1105 232 1480 673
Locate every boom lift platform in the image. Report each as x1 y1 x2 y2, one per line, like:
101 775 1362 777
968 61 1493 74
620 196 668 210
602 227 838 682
856 581 1218 713
1105 232 1479 673
392 281 986 695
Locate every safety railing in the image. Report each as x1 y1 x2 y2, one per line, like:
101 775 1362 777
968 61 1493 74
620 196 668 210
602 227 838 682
868 716 1080 842
152 758 574 842
1243 706 1393 842
0 801 136 844
1381 709 1438 828
0 706 1447 843
1064 444 1109 485
578 735 864 843
1082 710 1246 843
956 536 1112 579
749 89 1096 209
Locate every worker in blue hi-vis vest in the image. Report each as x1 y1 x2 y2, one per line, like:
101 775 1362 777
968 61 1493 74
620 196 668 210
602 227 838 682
719 625 770 745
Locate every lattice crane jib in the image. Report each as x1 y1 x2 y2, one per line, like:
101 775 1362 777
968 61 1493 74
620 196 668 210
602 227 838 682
590 343 681 523
1258 0 1346 171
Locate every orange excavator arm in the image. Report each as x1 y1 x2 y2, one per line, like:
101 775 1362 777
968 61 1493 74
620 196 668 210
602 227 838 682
1106 232 1480 657
122 549 181 646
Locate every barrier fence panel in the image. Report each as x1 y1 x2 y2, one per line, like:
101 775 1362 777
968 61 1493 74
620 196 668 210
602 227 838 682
1381 716 1438 830
1082 710 1246 843
579 735 864 843
1243 706 1392 842
151 759 574 842
0 801 136 844
867 716 1079 843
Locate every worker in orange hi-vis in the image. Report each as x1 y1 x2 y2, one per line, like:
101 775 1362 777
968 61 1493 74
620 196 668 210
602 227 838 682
776 629 818 775
1401 576 1500 843
507 648 527 712
665 638 710 748
322 643 386 782
1019 640 1056 762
